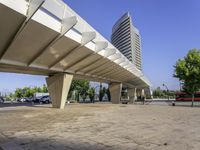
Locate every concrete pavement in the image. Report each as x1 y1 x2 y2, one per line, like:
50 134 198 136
0 103 200 150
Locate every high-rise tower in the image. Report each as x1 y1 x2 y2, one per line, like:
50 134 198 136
111 12 142 70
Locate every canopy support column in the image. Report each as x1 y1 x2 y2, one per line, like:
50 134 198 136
128 88 137 103
109 82 122 104
46 73 73 109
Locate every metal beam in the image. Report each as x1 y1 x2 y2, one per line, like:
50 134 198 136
110 72 135 82
90 61 115 75
95 63 119 76
64 41 108 70
74 73 109 83
128 67 137 72
92 53 121 74
115 70 137 80
84 48 117 74
84 60 110 74
114 75 133 82
75 57 102 73
118 73 137 80
95 41 108 52
99 60 133 78
123 76 144 85
48 44 80 69
101 66 124 78
114 57 125 64
102 65 135 79
91 58 136 79
87 52 121 75
133 77 144 83
92 55 122 76
75 47 117 73
127 68 141 78
120 61 130 67
60 32 96 70
27 16 77 65
77 48 110 72
27 0 45 22
0 0 45 59
108 53 121 61
124 82 146 89
107 74 131 83
48 31 96 69
124 65 133 70
129 81 144 87
104 48 116 57
65 51 94 70
81 32 96 45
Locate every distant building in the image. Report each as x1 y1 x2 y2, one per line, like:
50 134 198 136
111 12 142 70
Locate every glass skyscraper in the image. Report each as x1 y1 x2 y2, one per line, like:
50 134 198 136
111 12 142 70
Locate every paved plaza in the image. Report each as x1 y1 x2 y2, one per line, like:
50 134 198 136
0 103 200 150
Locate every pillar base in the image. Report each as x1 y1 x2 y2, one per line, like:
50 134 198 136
46 73 73 109
109 82 122 104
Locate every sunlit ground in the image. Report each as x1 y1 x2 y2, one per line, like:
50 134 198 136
0 103 200 150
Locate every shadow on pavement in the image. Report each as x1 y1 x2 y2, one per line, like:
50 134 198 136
0 102 52 109
0 136 130 150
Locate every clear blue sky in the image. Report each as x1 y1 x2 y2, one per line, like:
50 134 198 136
0 0 200 92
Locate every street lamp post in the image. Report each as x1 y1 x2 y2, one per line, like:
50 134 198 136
162 84 169 101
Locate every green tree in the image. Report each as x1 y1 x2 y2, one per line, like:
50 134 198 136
42 84 48 93
15 88 23 98
31 86 41 94
99 86 106 101
23 87 34 97
9 93 14 99
69 80 89 102
88 87 95 103
174 49 200 106
79 81 89 102
153 87 165 98
106 88 111 101
14 85 48 99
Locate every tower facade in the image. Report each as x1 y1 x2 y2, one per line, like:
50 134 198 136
111 12 142 70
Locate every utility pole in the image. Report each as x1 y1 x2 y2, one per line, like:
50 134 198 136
162 84 169 101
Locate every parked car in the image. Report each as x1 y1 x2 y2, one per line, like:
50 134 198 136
33 95 51 104
0 97 5 103
121 99 129 104
32 96 42 103
34 93 49 99
17 97 26 102
25 97 34 102
40 95 51 104
121 96 129 104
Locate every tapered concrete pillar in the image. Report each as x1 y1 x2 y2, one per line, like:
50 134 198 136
134 88 137 101
109 82 122 104
128 88 136 103
141 89 145 98
135 89 141 101
46 73 73 109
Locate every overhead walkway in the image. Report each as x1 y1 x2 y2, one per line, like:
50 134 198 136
0 0 151 108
